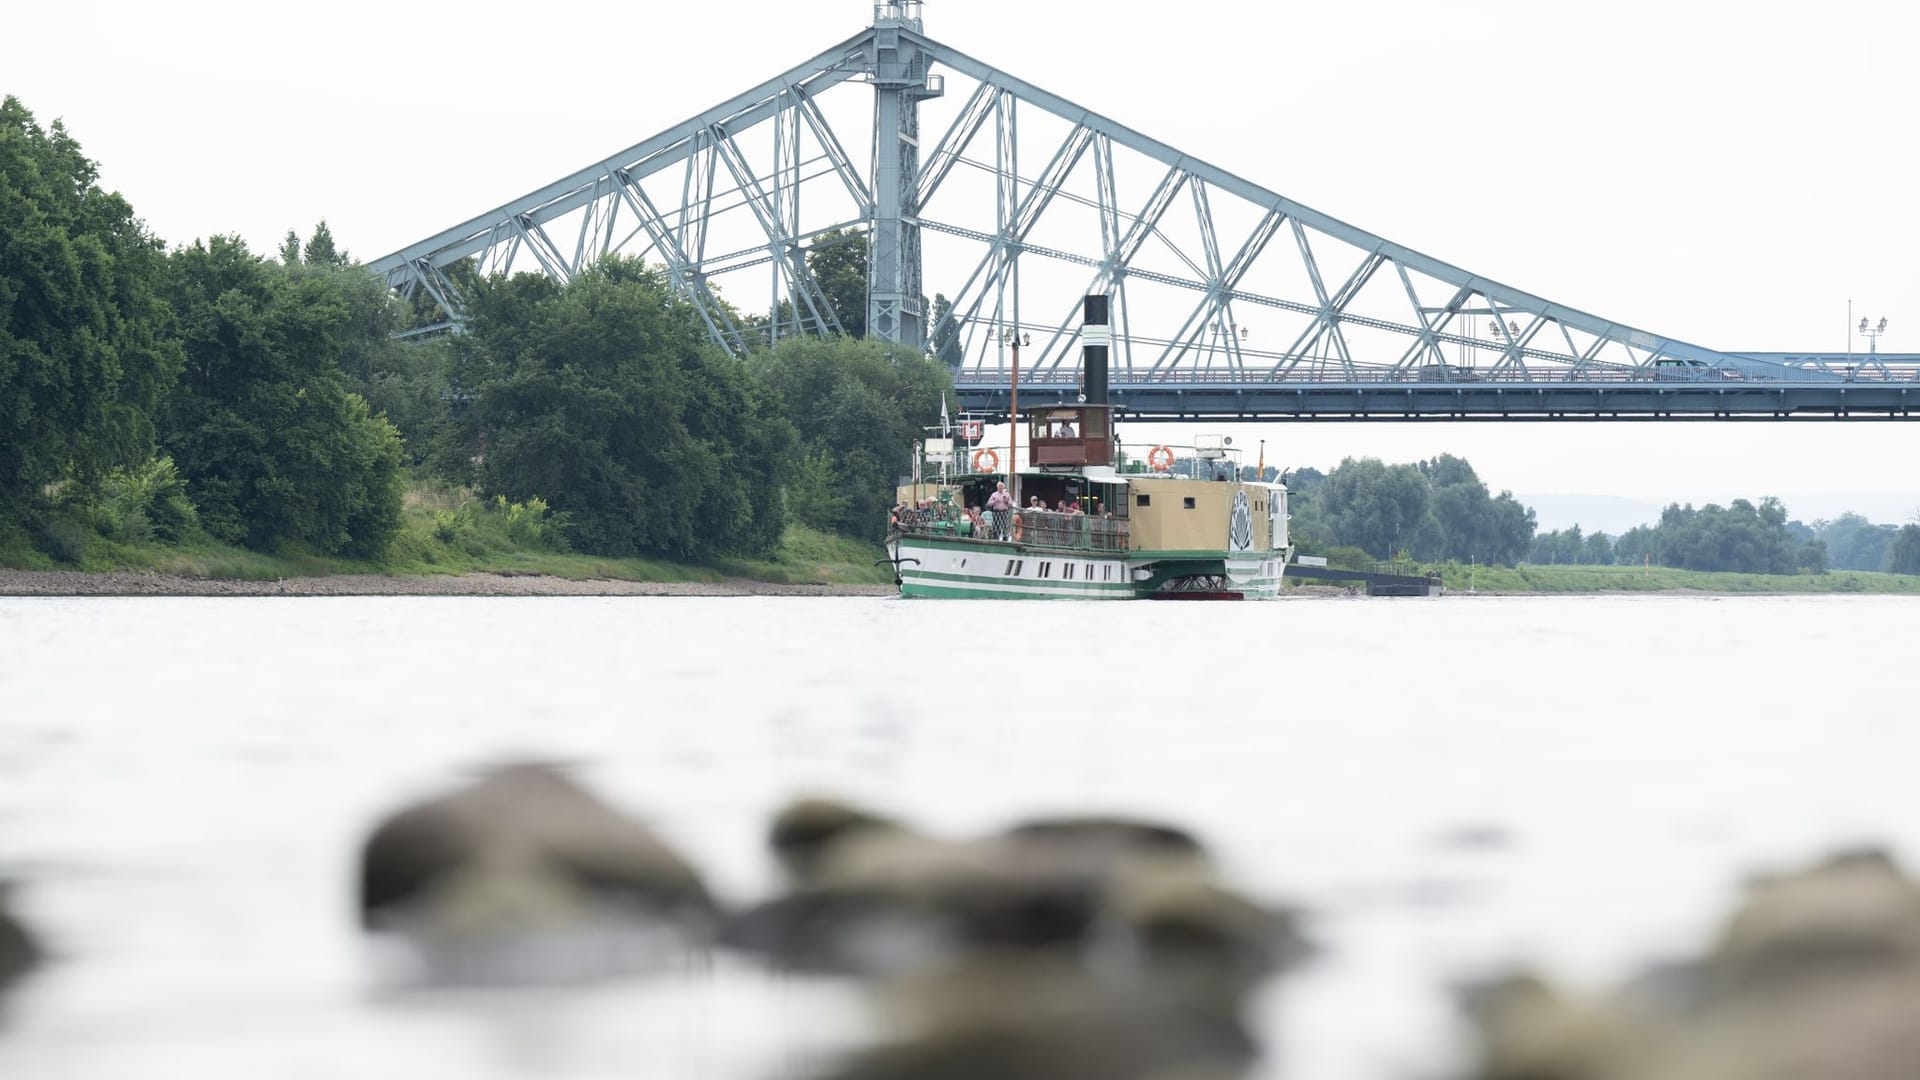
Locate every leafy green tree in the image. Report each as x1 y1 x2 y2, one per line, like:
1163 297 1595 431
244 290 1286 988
0 96 182 513
450 257 793 558
748 335 947 540
1481 493 1536 565
929 292 962 365
1278 467 1331 550
1890 524 1920 575
159 235 403 557
1812 512 1894 571
1643 498 1800 574
1614 524 1656 566
806 228 868 337
1320 457 1431 561
277 226 453 466
1529 525 1584 564
302 219 345 268
1583 530 1615 565
1795 537 1829 573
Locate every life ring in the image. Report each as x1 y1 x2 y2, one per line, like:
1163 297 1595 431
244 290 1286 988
971 448 1000 473
1147 445 1175 471
1012 513 1025 542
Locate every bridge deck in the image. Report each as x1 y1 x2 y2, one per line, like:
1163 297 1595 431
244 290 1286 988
956 376 1920 420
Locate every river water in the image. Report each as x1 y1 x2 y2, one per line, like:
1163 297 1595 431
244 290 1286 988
1 593 1915 1079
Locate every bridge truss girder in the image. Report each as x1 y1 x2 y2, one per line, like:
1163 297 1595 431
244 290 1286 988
367 7 1920 408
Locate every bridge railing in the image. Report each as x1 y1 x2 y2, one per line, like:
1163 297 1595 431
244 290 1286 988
954 363 1920 386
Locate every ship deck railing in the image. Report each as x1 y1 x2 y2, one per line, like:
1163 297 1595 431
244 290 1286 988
894 510 1130 553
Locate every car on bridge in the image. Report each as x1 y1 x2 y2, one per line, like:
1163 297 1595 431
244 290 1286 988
1416 364 1482 382
1647 358 1744 381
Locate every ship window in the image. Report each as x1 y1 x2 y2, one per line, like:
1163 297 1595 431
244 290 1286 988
1183 497 1196 509
1136 494 1150 507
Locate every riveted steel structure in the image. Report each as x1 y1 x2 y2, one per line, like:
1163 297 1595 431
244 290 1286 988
367 3 1919 420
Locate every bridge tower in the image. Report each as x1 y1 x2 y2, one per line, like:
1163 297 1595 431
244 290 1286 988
866 2 941 352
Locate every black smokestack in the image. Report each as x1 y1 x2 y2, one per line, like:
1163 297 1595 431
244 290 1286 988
1081 294 1110 405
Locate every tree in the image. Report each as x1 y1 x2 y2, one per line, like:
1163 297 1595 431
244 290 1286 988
0 96 182 512
1891 524 1920 576
159 235 403 557
302 219 345 268
1483 493 1537 565
806 229 868 337
451 257 793 559
1583 530 1615 566
929 293 962 365
1812 512 1894 571
747 335 948 540
1639 498 1801 574
1320 457 1430 561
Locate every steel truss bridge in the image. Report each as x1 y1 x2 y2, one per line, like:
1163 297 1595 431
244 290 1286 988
368 3 1918 422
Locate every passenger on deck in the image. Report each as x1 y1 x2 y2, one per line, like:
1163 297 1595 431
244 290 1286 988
986 481 1014 540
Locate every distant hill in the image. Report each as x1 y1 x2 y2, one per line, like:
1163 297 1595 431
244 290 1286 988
1520 492 1920 535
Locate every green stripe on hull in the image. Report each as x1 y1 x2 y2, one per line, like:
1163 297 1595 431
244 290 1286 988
890 535 1288 600
901 581 1135 600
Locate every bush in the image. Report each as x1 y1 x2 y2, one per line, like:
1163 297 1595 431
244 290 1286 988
36 515 95 564
494 495 570 552
433 505 473 545
97 457 199 543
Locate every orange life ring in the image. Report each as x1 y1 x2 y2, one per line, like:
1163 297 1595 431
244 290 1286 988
971 448 1000 473
1012 513 1025 542
1147 445 1175 471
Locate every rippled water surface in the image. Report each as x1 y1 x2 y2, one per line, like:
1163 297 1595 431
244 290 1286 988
2 593 1917 1079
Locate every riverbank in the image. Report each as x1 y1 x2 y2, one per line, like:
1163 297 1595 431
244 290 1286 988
0 569 896 597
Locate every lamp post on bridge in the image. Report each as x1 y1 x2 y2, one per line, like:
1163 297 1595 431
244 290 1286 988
1486 318 1519 371
1208 319 1248 358
1859 315 1888 357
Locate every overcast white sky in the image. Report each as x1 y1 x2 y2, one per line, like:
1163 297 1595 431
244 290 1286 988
7 1 1917 525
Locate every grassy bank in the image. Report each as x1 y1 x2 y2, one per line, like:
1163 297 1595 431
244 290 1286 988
0 484 894 587
1412 561 1920 595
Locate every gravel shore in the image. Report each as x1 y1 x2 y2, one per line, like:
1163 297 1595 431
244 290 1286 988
0 569 898 598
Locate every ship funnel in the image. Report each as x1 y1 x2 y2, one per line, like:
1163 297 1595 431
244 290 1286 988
1081 294 1110 405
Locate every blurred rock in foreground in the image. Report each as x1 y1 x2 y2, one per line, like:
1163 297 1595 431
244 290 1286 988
359 761 718 985
811 983 1257 1080
740 798 1303 1080
734 797 1304 982
1461 847 1920 1080
0 882 38 987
